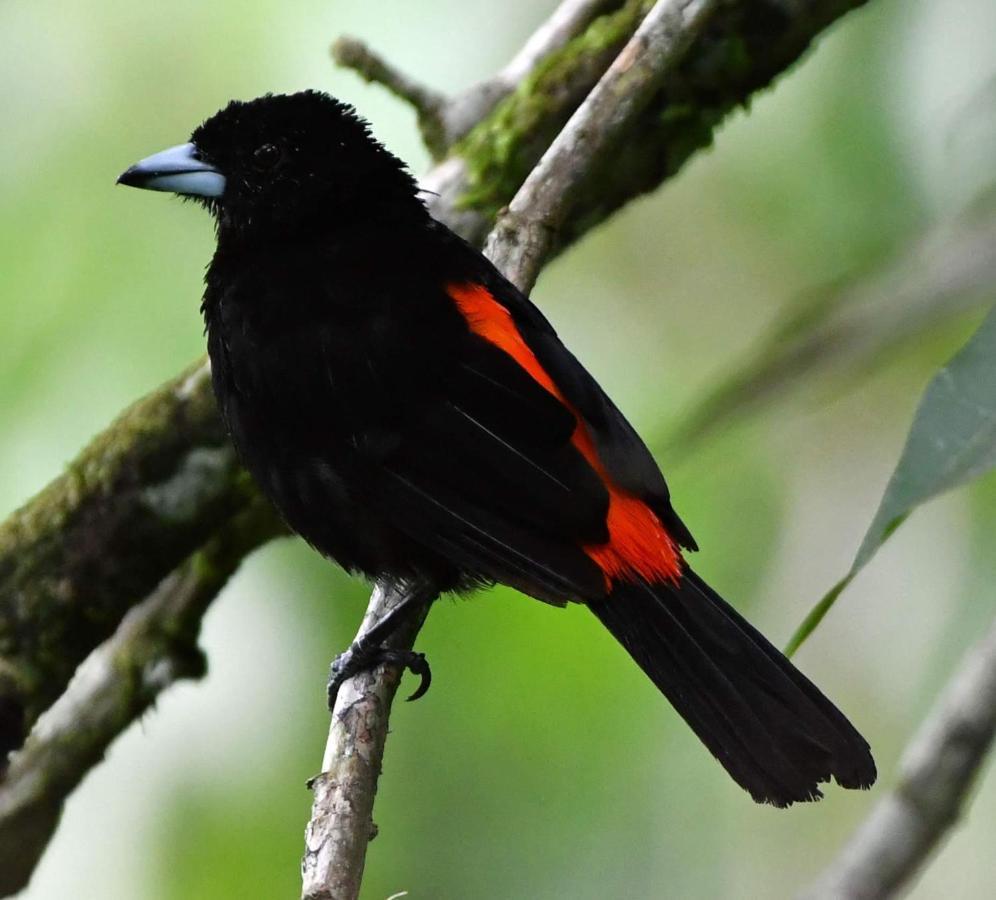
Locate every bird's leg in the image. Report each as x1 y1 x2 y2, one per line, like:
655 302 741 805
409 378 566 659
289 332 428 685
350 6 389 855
327 585 434 710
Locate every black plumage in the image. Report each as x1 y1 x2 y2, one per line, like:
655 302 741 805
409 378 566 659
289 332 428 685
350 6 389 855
118 90 876 806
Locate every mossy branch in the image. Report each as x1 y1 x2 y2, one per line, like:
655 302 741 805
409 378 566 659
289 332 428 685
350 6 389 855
486 0 721 293
332 0 615 160
0 499 282 896
0 361 276 760
431 0 870 249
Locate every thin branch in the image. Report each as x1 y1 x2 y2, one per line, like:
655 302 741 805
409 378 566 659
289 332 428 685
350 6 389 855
801 615 996 900
302 582 432 900
332 38 447 117
667 209 996 454
485 0 719 294
332 38 451 160
0 501 280 897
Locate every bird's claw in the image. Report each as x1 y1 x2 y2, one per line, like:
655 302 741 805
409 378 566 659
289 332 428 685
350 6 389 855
391 649 431 702
327 644 432 710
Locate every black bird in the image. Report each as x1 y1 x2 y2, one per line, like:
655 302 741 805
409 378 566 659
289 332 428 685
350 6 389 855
118 90 876 806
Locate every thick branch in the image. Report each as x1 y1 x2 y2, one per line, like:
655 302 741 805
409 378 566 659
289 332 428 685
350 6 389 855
436 0 870 249
0 500 280 897
485 0 719 293
0 361 269 760
802 616 996 900
333 0 613 159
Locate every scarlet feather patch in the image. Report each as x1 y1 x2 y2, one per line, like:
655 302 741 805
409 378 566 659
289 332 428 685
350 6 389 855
448 282 682 589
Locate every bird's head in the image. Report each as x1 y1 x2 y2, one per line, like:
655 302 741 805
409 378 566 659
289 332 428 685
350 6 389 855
117 90 423 239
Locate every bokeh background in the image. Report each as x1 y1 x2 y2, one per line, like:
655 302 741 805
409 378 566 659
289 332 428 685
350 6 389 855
2 0 995 897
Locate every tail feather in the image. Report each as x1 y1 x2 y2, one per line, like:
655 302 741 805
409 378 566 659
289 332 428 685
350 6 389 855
589 569 876 807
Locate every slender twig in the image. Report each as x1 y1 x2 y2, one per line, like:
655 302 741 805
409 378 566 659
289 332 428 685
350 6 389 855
484 0 719 294
302 582 432 900
332 38 451 159
332 38 447 118
0 501 279 897
801 615 996 900
668 210 996 454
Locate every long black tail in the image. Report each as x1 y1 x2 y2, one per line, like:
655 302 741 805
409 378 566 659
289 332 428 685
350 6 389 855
589 569 876 807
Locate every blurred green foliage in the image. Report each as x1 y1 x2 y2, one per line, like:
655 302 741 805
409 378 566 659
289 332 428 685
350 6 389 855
2 0 994 898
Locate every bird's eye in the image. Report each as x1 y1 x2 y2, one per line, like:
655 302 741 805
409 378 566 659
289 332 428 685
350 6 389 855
252 143 281 170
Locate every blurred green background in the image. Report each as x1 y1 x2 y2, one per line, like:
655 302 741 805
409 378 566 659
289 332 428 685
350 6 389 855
2 0 995 897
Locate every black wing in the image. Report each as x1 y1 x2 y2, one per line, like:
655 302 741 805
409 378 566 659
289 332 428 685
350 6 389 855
372 331 610 605
482 269 697 551
366 268 694 604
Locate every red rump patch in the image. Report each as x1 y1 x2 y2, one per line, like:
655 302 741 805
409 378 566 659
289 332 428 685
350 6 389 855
448 282 682 589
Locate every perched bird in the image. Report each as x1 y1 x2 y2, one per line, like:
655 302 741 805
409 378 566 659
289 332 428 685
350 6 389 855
118 90 876 807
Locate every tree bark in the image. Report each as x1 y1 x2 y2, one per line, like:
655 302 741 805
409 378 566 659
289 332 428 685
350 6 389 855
801 616 996 900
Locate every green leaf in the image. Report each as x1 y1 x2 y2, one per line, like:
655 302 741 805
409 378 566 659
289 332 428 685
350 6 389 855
786 305 996 656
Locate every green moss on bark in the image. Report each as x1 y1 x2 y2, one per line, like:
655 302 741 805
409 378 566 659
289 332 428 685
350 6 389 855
455 0 655 221
454 0 869 250
0 360 269 757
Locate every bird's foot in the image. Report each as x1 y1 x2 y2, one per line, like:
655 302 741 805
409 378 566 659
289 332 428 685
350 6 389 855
327 643 432 710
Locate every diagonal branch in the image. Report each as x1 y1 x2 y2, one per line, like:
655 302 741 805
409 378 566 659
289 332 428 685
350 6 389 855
438 0 874 249
0 500 281 897
801 615 996 900
332 0 613 158
484 0 720 294
0 361 263 762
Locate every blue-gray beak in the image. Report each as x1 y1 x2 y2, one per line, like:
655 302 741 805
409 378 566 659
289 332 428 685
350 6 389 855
117 142 226 198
